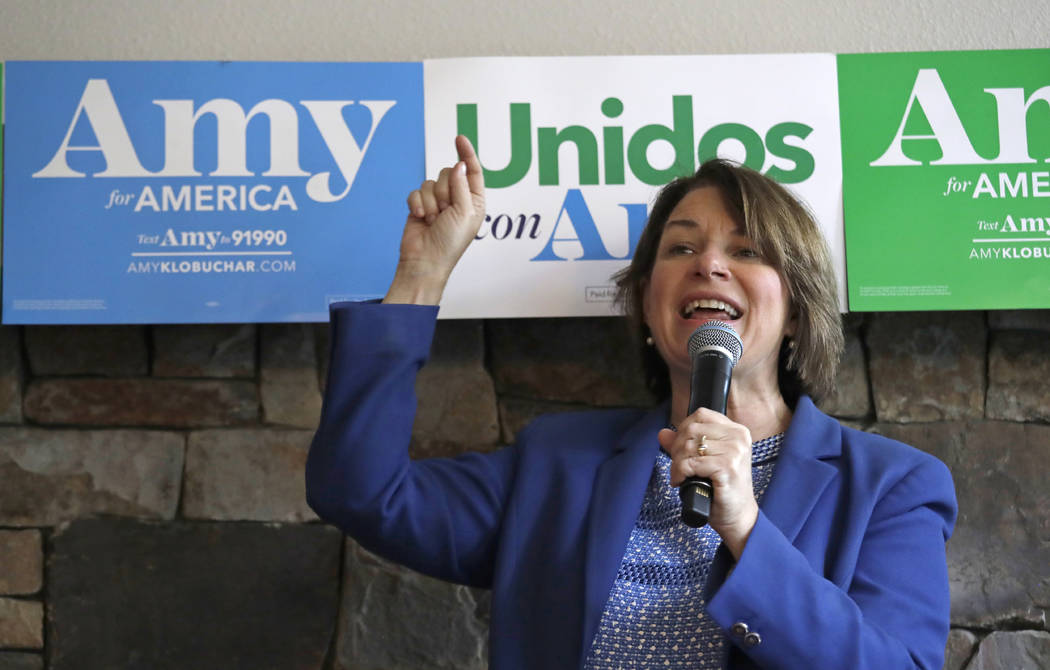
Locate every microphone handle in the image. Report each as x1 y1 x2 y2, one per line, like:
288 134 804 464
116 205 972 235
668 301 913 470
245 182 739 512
679 353 731 528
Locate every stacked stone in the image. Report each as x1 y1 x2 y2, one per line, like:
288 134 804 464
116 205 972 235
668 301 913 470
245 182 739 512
0 324 344 670
854 312 1050 670
0 312 1047 669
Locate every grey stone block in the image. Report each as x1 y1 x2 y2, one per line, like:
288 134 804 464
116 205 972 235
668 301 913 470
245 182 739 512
818 328 871 418
25 326 147 376
0 598 42 649
411 320 500 458
867 312 985 422
0 328 23 424
48 519 341 670
498 396 594 444
152 324 255 377
0 429 184 526
314 323 330 392
943 629 978 670
336 540 488 670
488 317 651 407
0 652 43 670
261 324 322 428
23 378 258 427
987 330 1050 422
965 630 1050 670
988 309 1050 332
0 531 42 595
875 421 1050 628
183 429 317 522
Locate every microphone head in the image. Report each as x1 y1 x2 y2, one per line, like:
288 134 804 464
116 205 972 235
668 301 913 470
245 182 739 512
688 321 743 366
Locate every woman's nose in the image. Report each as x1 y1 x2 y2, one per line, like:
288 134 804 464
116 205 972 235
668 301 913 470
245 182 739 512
693 247 730 279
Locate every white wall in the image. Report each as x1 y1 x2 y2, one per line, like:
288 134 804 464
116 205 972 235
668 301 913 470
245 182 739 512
0 0 1045 61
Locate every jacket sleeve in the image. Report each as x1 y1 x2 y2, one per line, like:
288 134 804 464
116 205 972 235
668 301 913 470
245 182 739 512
306 302 515 588
706 456 956 670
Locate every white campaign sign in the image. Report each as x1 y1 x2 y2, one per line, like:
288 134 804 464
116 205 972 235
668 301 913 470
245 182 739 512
424 55 845 318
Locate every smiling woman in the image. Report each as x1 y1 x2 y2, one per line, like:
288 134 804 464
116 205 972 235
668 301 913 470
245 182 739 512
307 139 958 670
615 158 843 407
641 187 795 425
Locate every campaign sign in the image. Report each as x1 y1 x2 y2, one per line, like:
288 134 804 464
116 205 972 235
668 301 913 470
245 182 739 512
425 55 845 318
839 49 1050 311
2 61 422 323
1 63 5 252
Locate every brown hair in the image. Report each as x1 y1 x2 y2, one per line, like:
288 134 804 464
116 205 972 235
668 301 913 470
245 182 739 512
613 158 843 403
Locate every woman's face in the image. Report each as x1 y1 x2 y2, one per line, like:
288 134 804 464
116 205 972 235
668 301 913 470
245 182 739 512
642 186 793 393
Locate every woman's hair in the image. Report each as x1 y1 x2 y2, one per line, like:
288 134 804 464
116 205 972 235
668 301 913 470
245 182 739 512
613 158 843 404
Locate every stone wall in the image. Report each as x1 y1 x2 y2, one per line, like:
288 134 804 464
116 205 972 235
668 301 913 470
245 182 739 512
0 312 1047 669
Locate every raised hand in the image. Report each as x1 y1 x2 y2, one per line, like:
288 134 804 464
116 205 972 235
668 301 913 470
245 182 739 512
384 135 486 306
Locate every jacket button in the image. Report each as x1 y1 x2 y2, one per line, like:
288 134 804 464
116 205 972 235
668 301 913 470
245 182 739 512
744 632 762 647
731 622 749 637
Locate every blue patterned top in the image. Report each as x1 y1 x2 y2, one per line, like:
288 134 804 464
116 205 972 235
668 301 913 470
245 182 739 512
583 433 783 669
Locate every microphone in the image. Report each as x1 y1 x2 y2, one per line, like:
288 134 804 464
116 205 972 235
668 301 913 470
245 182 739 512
679 320 743 528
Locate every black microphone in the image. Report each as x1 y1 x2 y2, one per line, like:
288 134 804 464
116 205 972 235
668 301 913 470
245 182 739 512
679 320 743 528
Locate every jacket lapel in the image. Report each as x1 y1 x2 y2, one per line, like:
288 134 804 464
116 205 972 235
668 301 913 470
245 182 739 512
759 396 841 543
578 405 666 665
577 397 842 665
705 396 841 605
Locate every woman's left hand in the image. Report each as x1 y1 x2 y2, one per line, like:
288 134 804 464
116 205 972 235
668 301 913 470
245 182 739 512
658 407 759 559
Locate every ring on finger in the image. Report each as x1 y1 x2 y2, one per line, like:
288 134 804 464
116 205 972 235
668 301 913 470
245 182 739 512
697 434 708 457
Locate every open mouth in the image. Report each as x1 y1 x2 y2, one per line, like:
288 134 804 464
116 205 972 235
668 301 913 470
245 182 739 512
680 298 741 320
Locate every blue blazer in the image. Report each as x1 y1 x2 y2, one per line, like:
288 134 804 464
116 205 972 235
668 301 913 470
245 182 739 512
307 302 957 670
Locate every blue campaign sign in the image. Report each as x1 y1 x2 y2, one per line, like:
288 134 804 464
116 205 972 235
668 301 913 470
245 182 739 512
2 61 423 324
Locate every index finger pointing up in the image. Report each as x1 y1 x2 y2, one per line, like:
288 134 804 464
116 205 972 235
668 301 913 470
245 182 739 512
455 135 485 196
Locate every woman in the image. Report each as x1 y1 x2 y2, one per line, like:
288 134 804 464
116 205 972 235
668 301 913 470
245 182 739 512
307 136 956 669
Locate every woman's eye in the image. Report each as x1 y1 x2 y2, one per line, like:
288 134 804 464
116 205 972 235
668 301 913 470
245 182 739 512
735 247 760 259
668 244 694 255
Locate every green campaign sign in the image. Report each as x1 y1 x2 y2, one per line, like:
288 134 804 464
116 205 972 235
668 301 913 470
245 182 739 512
839 49 1050 311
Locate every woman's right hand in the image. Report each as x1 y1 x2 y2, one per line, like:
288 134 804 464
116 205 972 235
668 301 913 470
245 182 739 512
383 135 486 305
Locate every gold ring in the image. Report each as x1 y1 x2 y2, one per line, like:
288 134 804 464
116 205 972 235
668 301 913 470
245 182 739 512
697 434 708 456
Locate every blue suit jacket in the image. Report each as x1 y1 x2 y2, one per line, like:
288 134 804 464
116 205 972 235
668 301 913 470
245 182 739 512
307 302 957 669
